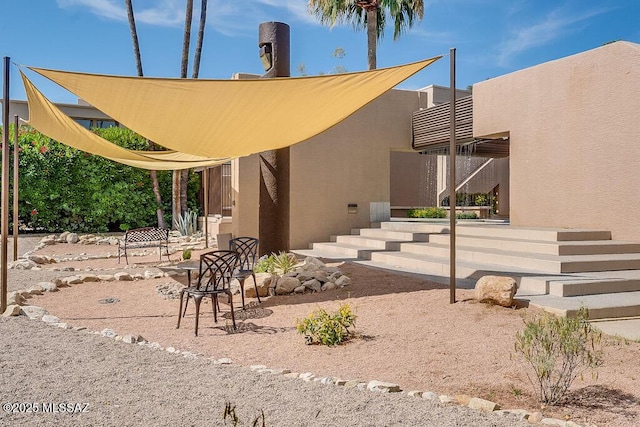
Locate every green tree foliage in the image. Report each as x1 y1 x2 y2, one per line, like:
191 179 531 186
308 0 424 70
9 125 199 233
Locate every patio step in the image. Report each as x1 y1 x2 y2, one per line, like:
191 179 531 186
524 291 640 320
427 233 640 256
298 221 640 321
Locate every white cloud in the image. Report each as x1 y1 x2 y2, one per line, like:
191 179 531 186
496 7 609 66
57 0 320 36
57 0 200 27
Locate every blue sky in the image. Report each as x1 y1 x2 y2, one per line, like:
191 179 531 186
1 0 638 105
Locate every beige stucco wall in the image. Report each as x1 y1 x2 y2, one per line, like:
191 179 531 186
233 88 424 249
473 41 640 240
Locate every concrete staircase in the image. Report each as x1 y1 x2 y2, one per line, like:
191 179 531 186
294 221 640 320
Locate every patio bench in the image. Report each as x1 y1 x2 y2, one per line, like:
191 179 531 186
117 227 171 264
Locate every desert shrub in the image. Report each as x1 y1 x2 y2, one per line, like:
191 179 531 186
253 252 297 274
181 248 192 260
223 402 266 426
296 303 356 346
407 207 447 218
272 251 298 274
514 307 604 405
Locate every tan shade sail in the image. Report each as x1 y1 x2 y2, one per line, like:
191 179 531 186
21 72 230 171
29 56 441 159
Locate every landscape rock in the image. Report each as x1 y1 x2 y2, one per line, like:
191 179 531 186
61 276 83 285
244 273 273 298
475 275 517 307
321 282 337 291
303 279 322 293
293 285 306 294
7 291 26 306
79 274 100 283
36 282 58 292
114 272 134 281
367 380 401 393
20 305 48 320
66 233 79 243
275 276 301 295
468 397 499 412
41 314 61 324
335 276 351 287
10 259 38 270
2 304 22 317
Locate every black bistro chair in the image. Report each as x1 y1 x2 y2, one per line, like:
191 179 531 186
229 237 261 309
176 250 239 336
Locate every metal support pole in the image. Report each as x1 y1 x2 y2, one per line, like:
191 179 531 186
449 48 457 304
12 115 18 261
203 168 209 248
1 57 10 313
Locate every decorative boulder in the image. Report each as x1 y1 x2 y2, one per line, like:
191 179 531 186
275 276 301 295
65 233 79 243
475 275 517 307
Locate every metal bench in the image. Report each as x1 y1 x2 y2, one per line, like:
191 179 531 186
117 227 171 264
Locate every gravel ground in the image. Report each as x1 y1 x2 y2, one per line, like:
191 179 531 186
0 235 534 426
0 316 531 427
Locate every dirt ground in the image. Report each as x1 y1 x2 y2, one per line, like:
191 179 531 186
14 240 640 426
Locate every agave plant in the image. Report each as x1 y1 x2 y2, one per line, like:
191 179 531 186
174 210 198 236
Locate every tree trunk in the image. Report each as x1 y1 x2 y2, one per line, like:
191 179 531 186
172 169 181 229
366 8 377 70
180 0 193 79
126 0 165 228
192 0 207 79
173 0 194 222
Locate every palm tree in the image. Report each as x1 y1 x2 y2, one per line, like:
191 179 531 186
308 0 424 70
177 0 208 220
125 0 166 228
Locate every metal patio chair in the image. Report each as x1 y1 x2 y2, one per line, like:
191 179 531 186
176 250 239 336
229 237 261 309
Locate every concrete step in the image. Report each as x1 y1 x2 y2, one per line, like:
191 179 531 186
519 276 640 297
454 224 612 241
427 234 640 256
309 242 381 260
333 235 411 251
380 222 452 234
398 242 640 274
368 250 542 280
358 228 431 241
524 291 640 320
381 221 612 242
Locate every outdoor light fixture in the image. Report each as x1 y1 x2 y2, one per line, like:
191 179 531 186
259 43 273 72
348 203 358 214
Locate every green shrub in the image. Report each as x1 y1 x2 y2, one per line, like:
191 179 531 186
182 248 192 260
406 207 447 218
296 303 357 346
456 211 478 219
514 308 604 405
10 125 200 233
253 255 275 274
